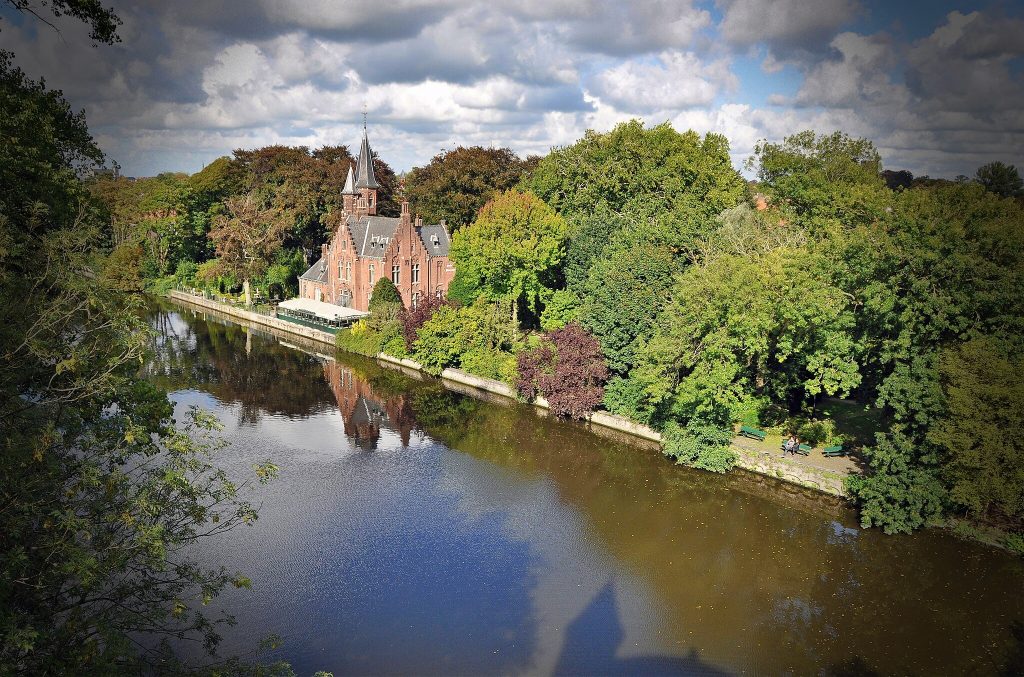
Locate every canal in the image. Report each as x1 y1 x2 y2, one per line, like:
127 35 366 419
146 301 1024 675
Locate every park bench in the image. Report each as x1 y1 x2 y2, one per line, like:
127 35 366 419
739 425 767 441
780 442 812 456
823 445 846 457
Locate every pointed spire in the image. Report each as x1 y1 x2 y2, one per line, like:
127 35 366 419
354 127 379 190
342 163 357 194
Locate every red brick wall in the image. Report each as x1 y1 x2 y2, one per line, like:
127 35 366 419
304 205 454 312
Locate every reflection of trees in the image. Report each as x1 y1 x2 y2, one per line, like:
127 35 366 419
146 305 337 423
416 398 1024 675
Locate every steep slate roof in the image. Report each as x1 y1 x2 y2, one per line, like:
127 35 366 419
354 130 379 190
299 256 328 282
417 224 451 257
347 215 400 259
341 164 357 194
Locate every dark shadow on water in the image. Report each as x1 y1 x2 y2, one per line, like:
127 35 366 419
553 582 726 676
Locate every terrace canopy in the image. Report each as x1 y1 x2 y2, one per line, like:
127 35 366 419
277 297 368 323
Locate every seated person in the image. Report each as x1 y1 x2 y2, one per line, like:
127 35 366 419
782 434 799 457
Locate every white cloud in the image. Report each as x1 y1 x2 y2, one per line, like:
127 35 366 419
589 51 736 111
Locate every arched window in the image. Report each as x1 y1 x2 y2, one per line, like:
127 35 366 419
345 261 352 282
369 264 375 285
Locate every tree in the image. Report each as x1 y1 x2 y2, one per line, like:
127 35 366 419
410 299 521 380
449 190 568 324
975 161 1023 198
1 53 278 672
405 146 530 229
525 120 745 229
3 0 122 44
515 322 609 420
208 191 289 305
929 337 1024 522
750 130 889 233
369 276 403 310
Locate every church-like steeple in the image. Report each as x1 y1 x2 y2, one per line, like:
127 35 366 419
342 164 357 194
354 128 379 190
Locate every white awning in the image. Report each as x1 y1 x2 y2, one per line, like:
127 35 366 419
277 297 369 321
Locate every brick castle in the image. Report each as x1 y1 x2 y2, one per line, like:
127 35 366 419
298 127 455 311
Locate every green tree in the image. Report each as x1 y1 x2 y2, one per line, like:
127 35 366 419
208 191 289 305
369 276 403 310
449 190 567 324
750 130 889 233
1 52 278 672
975 161 1023 198
405 146 531 229
525 120 745 229
930 337 1024 521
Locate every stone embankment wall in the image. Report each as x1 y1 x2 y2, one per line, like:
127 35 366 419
168 291 849 498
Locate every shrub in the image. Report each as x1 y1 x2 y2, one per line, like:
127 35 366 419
796 418 842 446
369 277 403 310
661 420 737 473
400 295 449 349
381 334 408 359
1005 532 1024 557
461 347 518 384
515 322 609 419
412 305 469 375
539 289 580 331
602 375 658 425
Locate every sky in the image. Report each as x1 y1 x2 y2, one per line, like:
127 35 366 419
2 0 1022 178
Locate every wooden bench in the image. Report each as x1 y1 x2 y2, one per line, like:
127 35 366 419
739 425 767 441
823 445 846 457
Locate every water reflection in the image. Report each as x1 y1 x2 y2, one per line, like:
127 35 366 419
148 301 1024 676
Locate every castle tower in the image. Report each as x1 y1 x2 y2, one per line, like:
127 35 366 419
341 164 357 213
354 126 379 216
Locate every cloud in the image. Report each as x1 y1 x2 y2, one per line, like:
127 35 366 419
718 0 861 54
2 0 1020 179
589 52 736 111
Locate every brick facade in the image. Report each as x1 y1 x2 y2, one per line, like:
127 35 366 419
298 129 455 312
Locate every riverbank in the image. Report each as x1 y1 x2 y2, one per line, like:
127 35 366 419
166 290 851 497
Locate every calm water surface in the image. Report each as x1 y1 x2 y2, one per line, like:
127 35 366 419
146 302 1024 675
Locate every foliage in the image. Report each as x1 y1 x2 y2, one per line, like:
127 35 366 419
412 299 522 378
562 206 630 294
1 54 276 672
577 219 678 375
929 337 1024 521
975 161 1022 198
515 322 608 419
661 420 737 473
449 190 568 322
101 242 144 292
369 276 403 310
446 267 481 306
539 289 580 331
750 130 888 233
846 431 947 534
525 120 745 230
4 0 122 44
208 191 289 304
399 293 448 350
405 146 531 229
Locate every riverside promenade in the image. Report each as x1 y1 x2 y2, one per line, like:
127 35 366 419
166 290 853 498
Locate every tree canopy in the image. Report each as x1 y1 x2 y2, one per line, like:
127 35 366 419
405 146 533 229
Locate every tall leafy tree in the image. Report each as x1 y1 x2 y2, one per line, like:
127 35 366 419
449 190 567 324
1 51 277 673
405 146 531 229
208 191 289 305
975 161 1023 198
